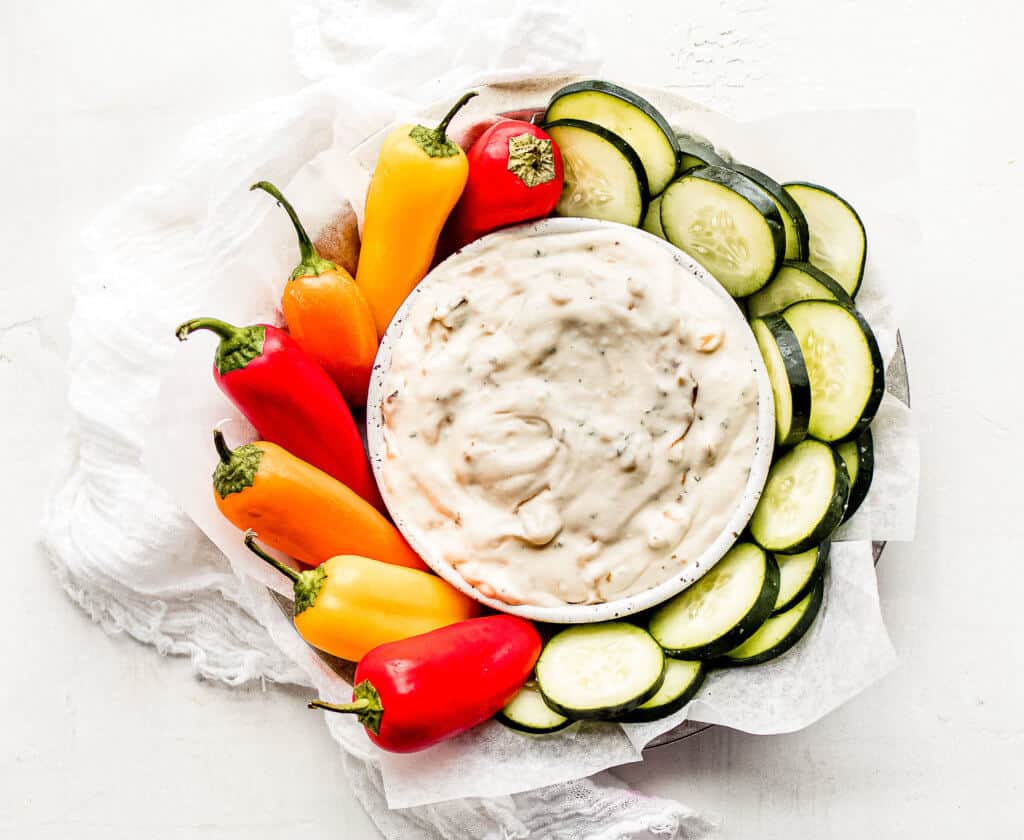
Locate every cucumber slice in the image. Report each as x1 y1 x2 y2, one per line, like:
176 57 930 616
496 681 571 734
773 541 829 614
836 427 874 522
648 542 780 659
751 314 810 448
660 166 784 297
722 577 825 665
731 164 809 260
783 183 867 297
536 622 665 719
781 299 885 442
746 261 854 320
545 119 649 226
616 659 705 723
750 440 850 553
641 193 665 238
676 135 727 174
838 439 858 484
546 81 679 196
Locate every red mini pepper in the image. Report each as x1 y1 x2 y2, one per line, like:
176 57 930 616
445 119 564 251
175 317 384 511
309 615 541 753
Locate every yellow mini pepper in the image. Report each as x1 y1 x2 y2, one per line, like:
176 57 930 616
356 91 477 336
244 532 479 662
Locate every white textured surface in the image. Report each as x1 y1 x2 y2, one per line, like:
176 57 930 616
2 2 1022 840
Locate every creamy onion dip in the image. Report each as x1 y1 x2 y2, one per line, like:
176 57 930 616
379 226 759 607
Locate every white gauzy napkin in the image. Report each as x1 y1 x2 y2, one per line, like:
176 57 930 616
42 1 716 838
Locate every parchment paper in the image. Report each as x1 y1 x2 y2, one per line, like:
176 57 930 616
143 79 917 808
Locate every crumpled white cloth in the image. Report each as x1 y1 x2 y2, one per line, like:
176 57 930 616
41 1 716 838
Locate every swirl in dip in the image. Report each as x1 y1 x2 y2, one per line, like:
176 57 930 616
378 225 759 607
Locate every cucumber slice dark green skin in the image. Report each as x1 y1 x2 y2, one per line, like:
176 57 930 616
782 299 885 443
837 427 875 522
720 576 825 666
772 540 829 615
750 441 851 554
675 136 727 174
543 118 650 225
642 194 666 238
546 80 679 195
753 314 811 448
649 547 780 660
536 623 666 719
783 182 867 297
746 261 854 320
496 709 572 734
496 712 573 734
540 675 664 720
615 660 706 723
731 164 810 261
496 683 573 734
660 166 785 297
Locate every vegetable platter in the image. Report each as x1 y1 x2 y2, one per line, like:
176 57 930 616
158 74 912 777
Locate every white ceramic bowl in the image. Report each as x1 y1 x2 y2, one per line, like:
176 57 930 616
367 217 775 624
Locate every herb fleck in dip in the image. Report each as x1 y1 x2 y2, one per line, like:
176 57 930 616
380 227 759 607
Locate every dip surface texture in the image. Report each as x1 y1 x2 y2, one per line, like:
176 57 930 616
379 227 759 607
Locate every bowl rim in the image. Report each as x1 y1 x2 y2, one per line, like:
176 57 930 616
367 216 776 623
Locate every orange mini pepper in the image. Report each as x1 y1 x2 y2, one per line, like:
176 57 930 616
244 533 479 662
212 430 424 571
251 181 379 406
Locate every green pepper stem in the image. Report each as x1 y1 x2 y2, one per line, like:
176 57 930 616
213 429 234 465
250 181 319 266
435 91 478 139
243 531 300 583
308 699 372 714
175 317 240 343
309 681 384 734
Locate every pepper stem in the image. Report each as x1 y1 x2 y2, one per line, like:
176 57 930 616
435 91 478 139
307 681 385 735
175 317 240 343
308 699 372 714
213 429 233 465
250 181 325 275
243 531 300 583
